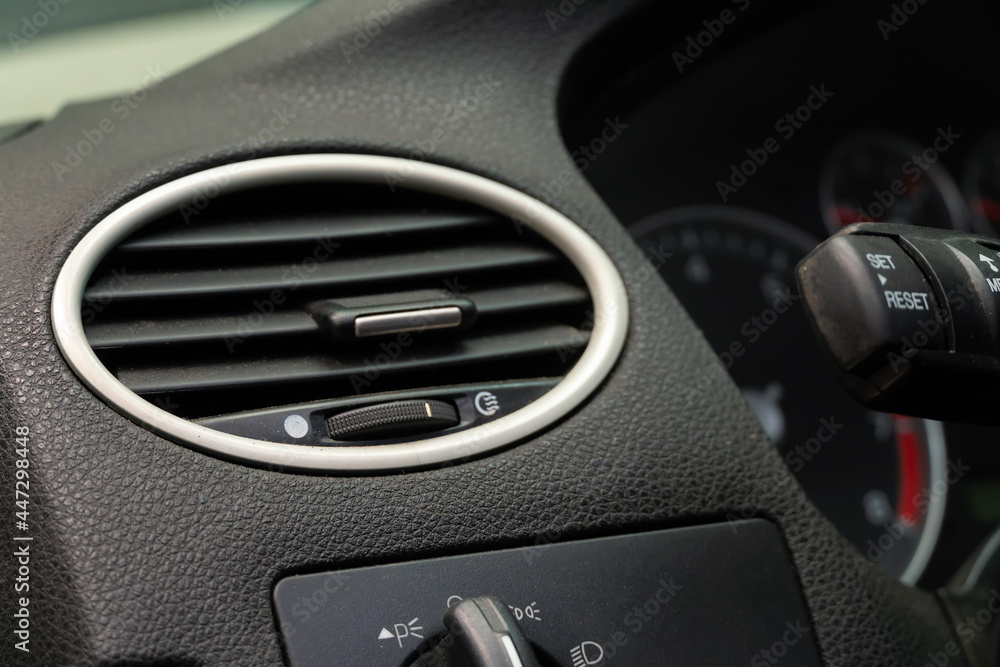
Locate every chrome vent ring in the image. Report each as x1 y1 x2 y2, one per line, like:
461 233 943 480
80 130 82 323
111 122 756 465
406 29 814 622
51 155 629 471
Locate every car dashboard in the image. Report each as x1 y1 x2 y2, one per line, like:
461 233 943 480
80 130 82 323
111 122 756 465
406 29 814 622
2 1 999 665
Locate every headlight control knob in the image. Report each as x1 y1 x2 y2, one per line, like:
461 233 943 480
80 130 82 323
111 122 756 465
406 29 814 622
408 596 540 667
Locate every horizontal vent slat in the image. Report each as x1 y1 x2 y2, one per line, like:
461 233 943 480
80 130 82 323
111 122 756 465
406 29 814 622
116 324 588 394
85 244 558 302
473 282 589 316
85 282 587 351
86 311 318 350
118 213 497 252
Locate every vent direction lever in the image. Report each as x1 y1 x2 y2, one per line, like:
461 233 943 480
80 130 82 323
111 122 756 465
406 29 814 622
308 289 477 340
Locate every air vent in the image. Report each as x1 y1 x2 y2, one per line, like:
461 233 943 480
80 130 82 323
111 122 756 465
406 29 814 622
52 155 628 471
83 184 589 418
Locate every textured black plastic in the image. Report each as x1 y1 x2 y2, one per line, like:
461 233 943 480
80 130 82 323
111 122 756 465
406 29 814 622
0 1 963 666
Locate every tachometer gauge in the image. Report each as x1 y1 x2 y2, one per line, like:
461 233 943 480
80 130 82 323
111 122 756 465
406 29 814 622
963 131 1000 236
632 205 946 584
819 131 969 234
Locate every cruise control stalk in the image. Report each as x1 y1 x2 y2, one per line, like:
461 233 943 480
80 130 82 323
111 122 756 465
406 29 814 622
796 223 1000 424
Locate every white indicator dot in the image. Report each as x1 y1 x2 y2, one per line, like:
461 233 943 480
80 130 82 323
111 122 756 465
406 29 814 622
283 414 309 439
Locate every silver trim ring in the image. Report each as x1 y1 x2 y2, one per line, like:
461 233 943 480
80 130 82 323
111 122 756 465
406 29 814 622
51 154 630 472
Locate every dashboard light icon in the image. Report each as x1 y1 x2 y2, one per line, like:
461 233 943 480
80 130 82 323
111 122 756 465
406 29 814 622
474 391 500 416
570 641 604 666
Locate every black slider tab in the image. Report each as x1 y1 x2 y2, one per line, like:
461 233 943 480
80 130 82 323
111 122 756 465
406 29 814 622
308 289 477 340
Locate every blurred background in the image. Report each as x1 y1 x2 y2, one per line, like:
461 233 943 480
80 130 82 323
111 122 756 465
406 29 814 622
0 0 312 126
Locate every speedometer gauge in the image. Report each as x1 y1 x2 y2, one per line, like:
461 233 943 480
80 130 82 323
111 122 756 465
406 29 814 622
819 132 968 234
632 205 946 584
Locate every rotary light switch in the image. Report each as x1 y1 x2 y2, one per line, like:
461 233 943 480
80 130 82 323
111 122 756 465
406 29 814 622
409 596 540 667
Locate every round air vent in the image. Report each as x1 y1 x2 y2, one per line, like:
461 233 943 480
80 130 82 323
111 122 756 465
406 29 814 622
51 155 628 471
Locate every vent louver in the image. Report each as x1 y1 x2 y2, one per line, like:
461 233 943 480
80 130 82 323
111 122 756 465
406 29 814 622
53 155 628 471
